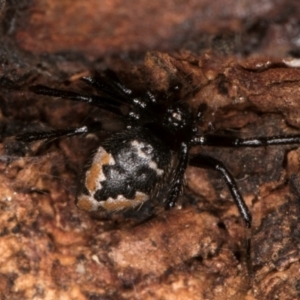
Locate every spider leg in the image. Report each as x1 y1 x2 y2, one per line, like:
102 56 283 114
192 134 300 147
189 154 252 228
15 122 102 142
30 85 124 116
165 142 190 209
82 71 154 110
83 75 149 110
82 70 133 102
102 70 157 104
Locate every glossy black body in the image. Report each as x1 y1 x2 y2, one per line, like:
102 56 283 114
15 70 300 229
97 127 171 200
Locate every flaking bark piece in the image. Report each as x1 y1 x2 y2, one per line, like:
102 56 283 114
251 183 300 300
2 51 300 299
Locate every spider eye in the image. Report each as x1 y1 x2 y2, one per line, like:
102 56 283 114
172 112 182 121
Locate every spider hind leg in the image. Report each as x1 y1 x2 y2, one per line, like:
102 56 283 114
189 154 252 228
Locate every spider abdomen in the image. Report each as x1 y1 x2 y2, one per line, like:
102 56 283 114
76 127 171 214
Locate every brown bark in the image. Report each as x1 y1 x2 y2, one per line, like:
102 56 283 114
1 1 300 299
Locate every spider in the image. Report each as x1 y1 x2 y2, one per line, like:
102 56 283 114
15 70 300 229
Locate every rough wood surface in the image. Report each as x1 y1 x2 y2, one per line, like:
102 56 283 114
1 1 300 299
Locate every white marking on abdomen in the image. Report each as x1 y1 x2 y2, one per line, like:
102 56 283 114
131 140 164 176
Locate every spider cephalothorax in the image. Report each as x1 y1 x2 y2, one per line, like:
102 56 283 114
15 70 300 229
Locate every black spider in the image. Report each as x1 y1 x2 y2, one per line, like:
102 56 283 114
15 70 300 229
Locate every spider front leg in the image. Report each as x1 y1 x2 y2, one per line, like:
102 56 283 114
165 142 190 209
30 85 124 116
81 71 133 102
189 154 252 228
15 122 102 142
